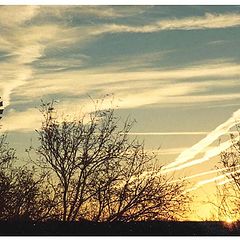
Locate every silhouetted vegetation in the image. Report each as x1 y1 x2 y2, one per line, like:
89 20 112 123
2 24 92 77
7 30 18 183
0 220 240 236
0 100 191 225
216 127 240 220
0 134 58 221
2 99 240 235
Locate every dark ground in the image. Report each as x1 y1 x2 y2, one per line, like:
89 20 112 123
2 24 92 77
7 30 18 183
0 220 240 236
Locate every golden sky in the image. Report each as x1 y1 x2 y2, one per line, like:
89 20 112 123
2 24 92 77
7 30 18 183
1 5 240 220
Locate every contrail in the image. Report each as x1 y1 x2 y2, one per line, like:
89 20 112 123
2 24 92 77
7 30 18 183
122 132 209 136
123 109 240 186
161 137 238 173
170 164 240 183
186 168 240 193
163 108 240 170
217 178 235 186
217 177 240 186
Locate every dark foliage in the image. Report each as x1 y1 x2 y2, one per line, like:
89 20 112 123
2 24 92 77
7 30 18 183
0 221 239 236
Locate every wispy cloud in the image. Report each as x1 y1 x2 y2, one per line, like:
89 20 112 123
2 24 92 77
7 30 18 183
93 13 240 35
36 6 149 21
1 7 240 135
0 6 39 27
0 23 86 107
1 7 240 111
2 64 240 132
1 108 41 132
13 62 240 104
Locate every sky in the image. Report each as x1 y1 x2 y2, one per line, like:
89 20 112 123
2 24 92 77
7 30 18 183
1 5 240 220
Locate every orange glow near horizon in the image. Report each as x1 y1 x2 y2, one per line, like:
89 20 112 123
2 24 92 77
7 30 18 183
226 218 234 224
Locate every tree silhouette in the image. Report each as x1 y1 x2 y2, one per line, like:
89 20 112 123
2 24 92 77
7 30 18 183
28 100 191 222
218 128 240 220
0 134 59 221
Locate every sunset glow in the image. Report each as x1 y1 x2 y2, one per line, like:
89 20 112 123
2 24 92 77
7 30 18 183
1 5 240 222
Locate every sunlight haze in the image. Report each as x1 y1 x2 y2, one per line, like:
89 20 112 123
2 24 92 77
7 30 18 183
1 5 240 221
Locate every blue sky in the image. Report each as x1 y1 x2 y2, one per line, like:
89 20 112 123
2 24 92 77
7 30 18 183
1 5 240 219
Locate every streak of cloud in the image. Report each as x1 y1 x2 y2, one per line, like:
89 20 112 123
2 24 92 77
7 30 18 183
217 177 239 186
163 108 240 170
94 13 240 34
122 132 209 136
186 168 240 193
170 164 240 183
161 138 238 174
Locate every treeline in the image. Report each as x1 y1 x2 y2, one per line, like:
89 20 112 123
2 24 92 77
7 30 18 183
0 101 191 222
0 220 239 236
1 100 240 223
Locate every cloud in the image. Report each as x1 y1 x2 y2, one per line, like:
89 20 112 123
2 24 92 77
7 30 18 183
2 7 240 133
163 108 240 170
70 6 124 18
155 13 240 30
70 6 146 19
95 50 170 71
0 7 46 107
2 7 240 111
1 108 41 132
36 6 149 21
0 23 89 107
13 61 240 102
0 6 39 27
2 61 240 132
207 40 227 45
93 13 240 35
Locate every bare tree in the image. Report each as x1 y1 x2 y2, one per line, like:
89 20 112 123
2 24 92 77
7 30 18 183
217 128 240 220
30 100 191 222
87 146 190 222
0 134 16 219
0 135 58 221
